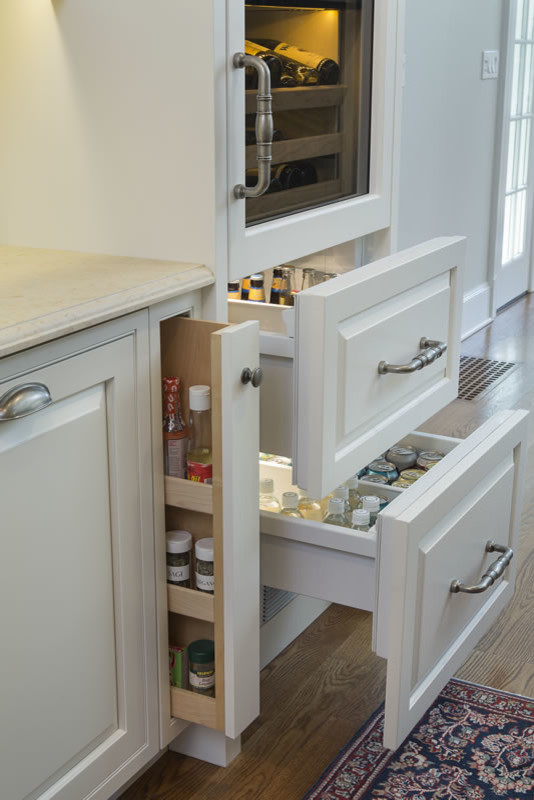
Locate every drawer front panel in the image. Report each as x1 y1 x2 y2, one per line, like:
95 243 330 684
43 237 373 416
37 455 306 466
376 410 529 751
295 237 465 498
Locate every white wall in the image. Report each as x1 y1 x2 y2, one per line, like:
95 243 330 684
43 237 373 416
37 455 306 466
397 0 503 336
1 0 217 267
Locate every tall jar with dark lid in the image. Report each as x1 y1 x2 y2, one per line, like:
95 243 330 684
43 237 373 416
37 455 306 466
166 530 192 588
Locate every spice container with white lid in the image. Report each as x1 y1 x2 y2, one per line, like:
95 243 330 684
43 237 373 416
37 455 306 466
195 537 214 594
166 530 193 588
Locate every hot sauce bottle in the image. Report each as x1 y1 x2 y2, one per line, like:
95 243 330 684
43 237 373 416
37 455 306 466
187 385 212 484
162 377 188 479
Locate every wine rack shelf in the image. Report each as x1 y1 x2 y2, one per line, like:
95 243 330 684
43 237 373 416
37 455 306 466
170 687 218 730
168 584 215 623
247 178 342 222
164 476 213 514
245 84 347 114
246 132 343 170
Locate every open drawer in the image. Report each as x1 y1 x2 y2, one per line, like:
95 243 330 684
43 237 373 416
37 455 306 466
230 237 465 499
260 409 529 750
152 314 261 748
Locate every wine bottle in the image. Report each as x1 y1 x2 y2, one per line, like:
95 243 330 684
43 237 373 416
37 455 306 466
273 164 305 191
244 40 282 89
281 60 320 86
254 39 340 85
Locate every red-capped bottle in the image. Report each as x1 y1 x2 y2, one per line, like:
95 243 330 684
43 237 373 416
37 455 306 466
162 377 188 479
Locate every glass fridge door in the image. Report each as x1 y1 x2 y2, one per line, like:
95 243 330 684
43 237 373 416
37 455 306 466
244 0 374 226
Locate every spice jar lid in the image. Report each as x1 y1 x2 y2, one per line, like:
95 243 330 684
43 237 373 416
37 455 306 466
260 478 274 494
166 530 193 554
189 385 211 411
195 537 214 561
188 639 215 664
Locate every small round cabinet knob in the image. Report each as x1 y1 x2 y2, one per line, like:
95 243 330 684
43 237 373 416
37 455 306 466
241 367 263 388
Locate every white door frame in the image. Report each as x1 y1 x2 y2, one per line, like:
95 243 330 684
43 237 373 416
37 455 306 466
490 0 534 314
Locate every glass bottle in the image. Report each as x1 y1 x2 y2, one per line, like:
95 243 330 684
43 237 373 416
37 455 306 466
361 495 381 526
323 497 347 527
187 385 212 484
280 491 303 517
259 478 281 512
298 490 323 521
248 274 265 303
333 486 352 523
162 377 188 479
270 266 284 305
241 276 251 301
279 266 296 306
301 268 317 291
351 509 371 533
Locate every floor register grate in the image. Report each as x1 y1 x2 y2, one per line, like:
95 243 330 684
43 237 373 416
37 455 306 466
458 355 517 401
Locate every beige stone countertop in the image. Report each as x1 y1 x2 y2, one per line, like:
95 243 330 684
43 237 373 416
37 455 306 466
0 245 214 358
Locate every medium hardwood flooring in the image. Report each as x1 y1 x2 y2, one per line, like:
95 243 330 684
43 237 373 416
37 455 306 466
121 294 534 800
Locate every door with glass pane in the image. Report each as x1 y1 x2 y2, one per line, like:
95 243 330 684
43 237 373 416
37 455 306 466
494 0 534 309
227 0 400 280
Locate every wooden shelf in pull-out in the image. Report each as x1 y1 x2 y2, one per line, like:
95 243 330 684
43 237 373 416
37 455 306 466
167 584 214 623
246 133 343 170
164 476 213 514
170 687 218 729
245 85 347 114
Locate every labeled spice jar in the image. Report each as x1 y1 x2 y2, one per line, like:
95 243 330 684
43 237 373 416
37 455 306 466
188 639 215 696
166 530 192 588
195 537 214 594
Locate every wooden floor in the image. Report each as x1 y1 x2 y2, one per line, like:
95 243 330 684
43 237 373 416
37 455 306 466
120 294 534 800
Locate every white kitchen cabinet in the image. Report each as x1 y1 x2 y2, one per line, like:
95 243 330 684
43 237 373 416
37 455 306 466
260 411 529 750
0 314 158 800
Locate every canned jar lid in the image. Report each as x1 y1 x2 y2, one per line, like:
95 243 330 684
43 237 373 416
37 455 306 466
166 530 193 554
333 486 349 500
362 495 381 512
328 497 345 514
345 476 359 489
260 478 274 494
282 491 299 509
352 508 370 525
188 639 215 664
195 537 214 561
189 385 211 411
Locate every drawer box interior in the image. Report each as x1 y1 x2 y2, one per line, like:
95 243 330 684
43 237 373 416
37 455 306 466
260 430 462 608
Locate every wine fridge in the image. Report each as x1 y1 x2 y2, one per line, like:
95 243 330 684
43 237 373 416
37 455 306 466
241 0 374 226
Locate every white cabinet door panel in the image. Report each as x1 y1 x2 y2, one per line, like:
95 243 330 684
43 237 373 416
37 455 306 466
294 237 465 498
375 410 529 751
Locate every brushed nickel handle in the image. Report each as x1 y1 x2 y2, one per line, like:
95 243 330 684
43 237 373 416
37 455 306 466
241 367 263 388
233 53 273 199
0 382 53 421
450 541 514 594
378 337 447 375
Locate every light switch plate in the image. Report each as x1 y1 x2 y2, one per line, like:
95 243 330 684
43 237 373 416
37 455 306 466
482 50 499 80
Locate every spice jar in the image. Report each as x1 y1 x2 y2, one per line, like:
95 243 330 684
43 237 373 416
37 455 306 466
166 530 192 588
195 537 214 594
188 639 215 696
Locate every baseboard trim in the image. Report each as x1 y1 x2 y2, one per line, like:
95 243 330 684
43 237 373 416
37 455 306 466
462 282 493 341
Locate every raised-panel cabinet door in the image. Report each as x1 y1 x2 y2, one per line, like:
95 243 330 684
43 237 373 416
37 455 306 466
374 410 529 751
0 327 157 800
294 237 465 498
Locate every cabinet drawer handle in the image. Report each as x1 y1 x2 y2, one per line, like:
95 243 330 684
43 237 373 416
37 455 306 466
450 541 514 594
233 53 273 199
241 367 263 388
0 382 53 421
378 338 447 375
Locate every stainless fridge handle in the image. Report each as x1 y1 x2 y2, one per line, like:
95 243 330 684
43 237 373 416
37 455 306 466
0 382 53 420
233 53 273 199
378 338 447 375
450 541 514 594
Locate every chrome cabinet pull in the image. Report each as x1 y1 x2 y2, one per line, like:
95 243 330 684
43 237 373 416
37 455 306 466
241 367 263 388
378 338 447 375
233 53 273 199
450 541 514 594
0 382 53 421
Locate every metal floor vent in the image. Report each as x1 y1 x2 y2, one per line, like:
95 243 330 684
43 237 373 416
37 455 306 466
261 585 296 625
458 355 517 401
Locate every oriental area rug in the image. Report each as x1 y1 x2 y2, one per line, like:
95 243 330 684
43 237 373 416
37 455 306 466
303 679 534 799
